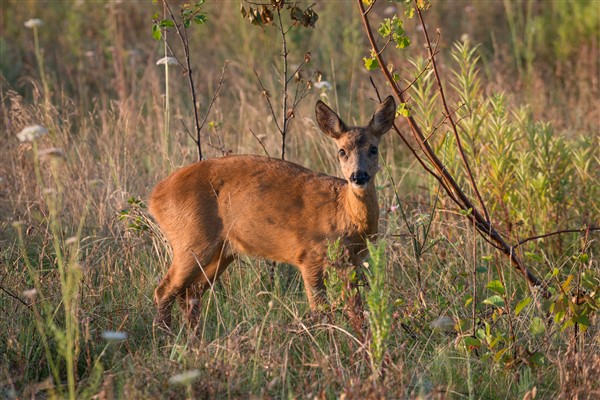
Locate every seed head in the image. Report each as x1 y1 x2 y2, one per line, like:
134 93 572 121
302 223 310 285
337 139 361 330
17 125 48 142
24 19 43 29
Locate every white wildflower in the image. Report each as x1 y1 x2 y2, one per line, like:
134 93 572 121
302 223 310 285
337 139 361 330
156 56 178 66
429 315 454 331
24 19 43 29
169 369 201 386
17 125 48 142
313 81 332 90
460 33 470 43
23 288 38 299
101 331 128 342
38 147 66 161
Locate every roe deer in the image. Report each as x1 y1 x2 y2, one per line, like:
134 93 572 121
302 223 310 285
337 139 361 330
150 96 396 328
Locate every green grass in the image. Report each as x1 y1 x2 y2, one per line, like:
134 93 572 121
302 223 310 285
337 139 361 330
1 1 599 398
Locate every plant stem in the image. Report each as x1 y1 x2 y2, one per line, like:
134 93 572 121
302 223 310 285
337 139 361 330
276 7 289 160
163 0 203 160
32 26 50 114
163 1 171 160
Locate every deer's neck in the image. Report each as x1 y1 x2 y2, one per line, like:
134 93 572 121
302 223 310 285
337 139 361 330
343 183 379 236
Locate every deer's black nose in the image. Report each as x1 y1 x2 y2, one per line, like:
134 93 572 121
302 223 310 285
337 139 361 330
350 171 370 186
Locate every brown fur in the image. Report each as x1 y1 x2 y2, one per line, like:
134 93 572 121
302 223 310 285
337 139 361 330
150 96 396 328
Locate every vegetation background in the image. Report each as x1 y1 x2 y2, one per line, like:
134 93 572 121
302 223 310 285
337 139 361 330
1 0 598 398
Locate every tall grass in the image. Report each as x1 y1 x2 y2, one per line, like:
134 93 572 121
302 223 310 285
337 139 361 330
1 1 598 398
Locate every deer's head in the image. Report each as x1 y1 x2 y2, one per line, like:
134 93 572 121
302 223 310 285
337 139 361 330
316 96 396 189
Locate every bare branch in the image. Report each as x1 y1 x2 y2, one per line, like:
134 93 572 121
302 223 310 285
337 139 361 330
356 0 544 289
163 0 204 160
416 5 491 224
197 60 228 136
513 226 599 250
250 128 271 157
254 68 283 135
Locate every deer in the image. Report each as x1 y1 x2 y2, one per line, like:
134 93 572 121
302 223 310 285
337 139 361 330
150 96 396 329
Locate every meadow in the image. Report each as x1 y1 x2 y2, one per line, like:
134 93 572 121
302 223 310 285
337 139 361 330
1 1 598 398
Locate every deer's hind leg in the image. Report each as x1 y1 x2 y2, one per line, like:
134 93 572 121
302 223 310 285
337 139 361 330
154 240 226 330
154 251 205 331
176 250 234 328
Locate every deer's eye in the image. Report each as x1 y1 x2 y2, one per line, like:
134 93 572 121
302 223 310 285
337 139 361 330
338 149 347 158
370 146 378 155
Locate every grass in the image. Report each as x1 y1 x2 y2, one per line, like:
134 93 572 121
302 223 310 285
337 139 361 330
1 1 599 399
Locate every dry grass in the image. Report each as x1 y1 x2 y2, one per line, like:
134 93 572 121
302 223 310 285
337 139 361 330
1 1 598 399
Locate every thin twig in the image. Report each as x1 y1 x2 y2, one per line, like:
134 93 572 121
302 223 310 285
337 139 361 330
512 226 599 250
0 284 30 309
197 60 228 137
163 0 204 160
250 128 271 157
276 7 289 160
423 103 466 144
254 68 283 135
416 6 491 225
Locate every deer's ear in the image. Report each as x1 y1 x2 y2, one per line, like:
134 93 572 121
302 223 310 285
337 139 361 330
316 100 347 139
368 95 396 136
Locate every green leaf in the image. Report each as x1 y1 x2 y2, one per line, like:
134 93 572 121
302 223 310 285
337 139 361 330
459 208 473 216
378 20 392 37
377 16 411 48
560 318 574 332
462 336 481 351
573 314 590 331
530 316 545 336
159 19 175 28
514 297 532 316
395 36 411 49
483 295 505 308
561 275 573 292
476 266 488 273
525 251 543 262
194 14 208 25
396 102 411 117
529 352 547 366
152 24 162 40
486 280 505 296
464 296 473 308
363 56 379 71
475 328 485 341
